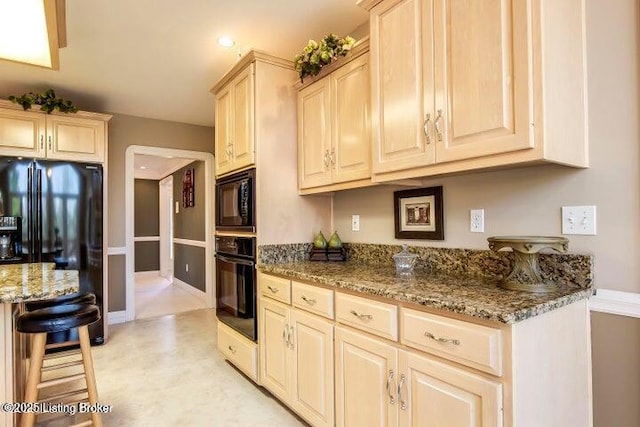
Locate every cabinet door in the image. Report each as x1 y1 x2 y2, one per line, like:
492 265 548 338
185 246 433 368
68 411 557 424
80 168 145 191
231 63 255 171
215 85 233 176
259 297 291 403
433 0 531 163
369 0 435 174
335 326 398 427
290 309 334 427
297 78 332 189
46 115 106 163
332 53 371 184
0 108 46 158
398 350 503 427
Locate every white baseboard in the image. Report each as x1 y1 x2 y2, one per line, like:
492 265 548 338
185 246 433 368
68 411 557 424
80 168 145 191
590 289 640 319
173 277 206 300
108 311 127 325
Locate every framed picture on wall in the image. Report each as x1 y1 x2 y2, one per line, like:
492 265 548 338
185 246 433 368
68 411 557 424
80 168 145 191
182 168 195 208
393 186 444 240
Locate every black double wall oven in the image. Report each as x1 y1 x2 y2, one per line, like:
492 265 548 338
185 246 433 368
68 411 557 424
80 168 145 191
215 168 257 341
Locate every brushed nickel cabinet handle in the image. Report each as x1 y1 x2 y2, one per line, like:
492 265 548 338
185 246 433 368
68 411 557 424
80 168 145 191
424 331 460 345
350 309 373 320
398 374 407 410
283 324 289 347
301 295 316 306
330 147 336 168
288 325 295 349
48 135 52 151
228 345 237 354
423 113 432 144
40 135 44 150
434 109 443 142
323 149 330 168
386 370 396 404
267 285 279 294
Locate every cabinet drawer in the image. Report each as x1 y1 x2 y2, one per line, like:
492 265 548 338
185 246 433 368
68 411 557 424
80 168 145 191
335 293 398 341
217 322 258 381
401 308 503 376
292 281 334 319
259 273 291 304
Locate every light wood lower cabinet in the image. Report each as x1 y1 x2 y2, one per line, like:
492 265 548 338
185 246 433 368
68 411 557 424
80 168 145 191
256 273 592 427
335 326 502 427
260 296 334 427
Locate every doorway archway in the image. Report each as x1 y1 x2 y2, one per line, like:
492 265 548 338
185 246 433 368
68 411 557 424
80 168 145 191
125 145 215 321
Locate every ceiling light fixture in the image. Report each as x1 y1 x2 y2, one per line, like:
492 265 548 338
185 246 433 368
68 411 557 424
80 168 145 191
0 0 67 69
140 166 147 170
217 36 235 48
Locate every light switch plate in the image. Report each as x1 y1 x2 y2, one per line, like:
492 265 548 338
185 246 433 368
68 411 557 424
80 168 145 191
351 215 360 232
562 206 596 235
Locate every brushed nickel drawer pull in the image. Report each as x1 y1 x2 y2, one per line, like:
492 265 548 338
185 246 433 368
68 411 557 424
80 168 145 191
301 295 317 306
424 331 461 345
227 345 237 354
350 310 373 320
267 286 279 294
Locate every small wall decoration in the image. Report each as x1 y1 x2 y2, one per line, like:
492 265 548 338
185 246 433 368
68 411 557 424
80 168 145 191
182 168 195 208
394 186 444 240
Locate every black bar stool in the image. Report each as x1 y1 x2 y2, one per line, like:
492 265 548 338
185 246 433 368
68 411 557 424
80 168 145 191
17 303 103 427
24 292 96 311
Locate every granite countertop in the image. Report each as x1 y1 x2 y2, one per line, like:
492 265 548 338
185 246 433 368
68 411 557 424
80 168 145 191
0 263 79 303
258 261 594 324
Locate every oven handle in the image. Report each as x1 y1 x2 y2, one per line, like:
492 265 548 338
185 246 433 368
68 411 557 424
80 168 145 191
215 254 255 267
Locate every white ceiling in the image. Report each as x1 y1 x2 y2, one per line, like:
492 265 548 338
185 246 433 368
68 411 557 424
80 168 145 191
134 154 195 180
0 0 368 127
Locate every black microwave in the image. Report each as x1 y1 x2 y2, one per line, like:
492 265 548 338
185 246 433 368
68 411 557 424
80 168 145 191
215 168 256 232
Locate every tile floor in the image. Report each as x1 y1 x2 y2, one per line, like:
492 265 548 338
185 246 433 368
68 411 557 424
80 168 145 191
90 309 304 426
134 273 206 320
32 276 305 426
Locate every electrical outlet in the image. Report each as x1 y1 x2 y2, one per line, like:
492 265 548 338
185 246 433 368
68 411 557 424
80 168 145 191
470 209 484 233
185 264 189 272
562 206 596 235
352 215 360 232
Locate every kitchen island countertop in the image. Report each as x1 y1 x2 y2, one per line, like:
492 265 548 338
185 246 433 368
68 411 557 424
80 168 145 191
0 263 79 304
258 261 594 324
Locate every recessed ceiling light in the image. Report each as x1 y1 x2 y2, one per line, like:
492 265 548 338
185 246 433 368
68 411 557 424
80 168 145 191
140 166 147 170
217 36 235 48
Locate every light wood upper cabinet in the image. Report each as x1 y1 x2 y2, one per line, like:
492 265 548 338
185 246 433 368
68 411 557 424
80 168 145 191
362 0 588 181
0 102 110 163
46 115 106 163
297 43 371 194
214 63 255 177
0 107 45 157
298 78 332 188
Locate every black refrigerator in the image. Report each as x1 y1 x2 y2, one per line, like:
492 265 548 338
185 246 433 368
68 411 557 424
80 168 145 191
0 157 105 344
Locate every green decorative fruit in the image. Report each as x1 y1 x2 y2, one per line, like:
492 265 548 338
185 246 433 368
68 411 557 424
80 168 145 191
328 231 342 248
313 231 327 249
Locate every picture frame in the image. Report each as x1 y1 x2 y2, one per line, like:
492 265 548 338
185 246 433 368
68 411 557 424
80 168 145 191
182 168 195 208
394 186 444 240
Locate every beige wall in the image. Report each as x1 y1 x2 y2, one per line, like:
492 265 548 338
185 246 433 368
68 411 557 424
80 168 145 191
334 1 639 425
106 113 213 310
107 113 213 247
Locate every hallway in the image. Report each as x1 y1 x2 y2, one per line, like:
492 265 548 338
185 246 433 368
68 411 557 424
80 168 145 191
135 273 206 319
